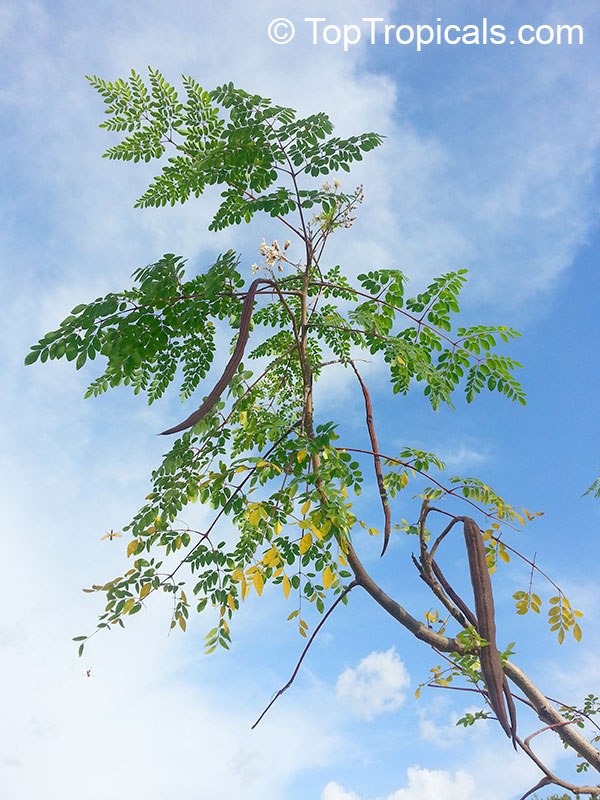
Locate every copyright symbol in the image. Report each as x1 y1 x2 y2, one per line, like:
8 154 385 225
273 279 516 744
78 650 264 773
268 18 295 45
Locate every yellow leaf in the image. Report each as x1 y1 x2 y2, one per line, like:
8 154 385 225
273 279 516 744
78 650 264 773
323 566 334 590
310 523 324 540
178 615 187 632
239 411 247 428
248 505 263 526
400 471 409 488
297 449 308 464
274 521 283 536
231 568 244 582
499 547 510 563
338 551 348 566
396 355 405 367
299 532 313 554
282 574 291 599
557 627 565 645
301 499 311 516
253 571 264 597
262 548 279 567
123 598 135 614
368 527 379 536
227 594 236 611
414 687 421 700
235 465 249 473
573 623 582 642
240 577 249 600
127 539 139 557
139 583 152 600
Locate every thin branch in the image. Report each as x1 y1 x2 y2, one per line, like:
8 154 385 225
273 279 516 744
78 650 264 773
311 280 484 365
428 682 535 711
333 445 508 525
251 580 358 728
165 421 300 583
525 719 578 749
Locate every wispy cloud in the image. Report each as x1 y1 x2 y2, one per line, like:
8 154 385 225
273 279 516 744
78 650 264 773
417 698 489 749
441 442 490 470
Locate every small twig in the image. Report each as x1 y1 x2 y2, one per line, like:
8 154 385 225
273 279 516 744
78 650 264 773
428 682 535 710
251 580 357 729
518 777 553 800
429 516 464 561
524 719 579 749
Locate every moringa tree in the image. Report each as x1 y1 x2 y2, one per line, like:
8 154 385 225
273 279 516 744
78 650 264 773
26 69 600 800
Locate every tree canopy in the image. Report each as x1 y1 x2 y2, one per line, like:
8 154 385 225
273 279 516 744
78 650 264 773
27 69 600 800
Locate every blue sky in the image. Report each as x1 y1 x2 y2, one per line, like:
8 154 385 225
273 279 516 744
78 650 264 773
1 2 599 799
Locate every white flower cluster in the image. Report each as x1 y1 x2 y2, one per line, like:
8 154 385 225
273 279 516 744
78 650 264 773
322 178 342 192
251 238 291 274
313 181 365 231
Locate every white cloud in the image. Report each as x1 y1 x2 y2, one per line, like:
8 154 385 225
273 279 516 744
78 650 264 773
321 767 476 800
335 647 410 720
322 781 361 800
388 766 476 800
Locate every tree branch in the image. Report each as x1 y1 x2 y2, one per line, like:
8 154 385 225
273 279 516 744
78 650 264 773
251 580 358 728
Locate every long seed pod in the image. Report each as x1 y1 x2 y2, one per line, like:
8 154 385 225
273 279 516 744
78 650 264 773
350 362 391 555
160 278 268 436
463 518 517 746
